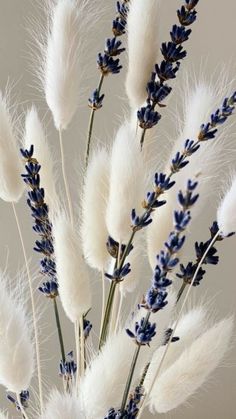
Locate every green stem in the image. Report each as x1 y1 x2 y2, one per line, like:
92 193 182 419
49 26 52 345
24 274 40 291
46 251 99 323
120 312 151 413
53 298 66 363
85 74 104 167
176 281 187 302
99 281 117 349
140 128 147 150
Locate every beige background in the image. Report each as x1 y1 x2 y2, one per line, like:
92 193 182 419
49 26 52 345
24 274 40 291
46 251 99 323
0 0 236 418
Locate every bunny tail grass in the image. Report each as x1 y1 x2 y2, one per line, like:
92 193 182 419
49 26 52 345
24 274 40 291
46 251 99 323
217 174 236 236
24 106 57 212
106 121 147 243
126 0 161 109
0 273 34 393
58 129 74 225
41 390 83 419
0 91 24 203
12 203 44 413
148 317 234 413
81 148 110 272
44 0 84 130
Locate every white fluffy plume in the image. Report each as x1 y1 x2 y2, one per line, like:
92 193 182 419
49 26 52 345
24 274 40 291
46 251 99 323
0 412 8 419
53 213 92 323
126 0 161 109
0 92 24 203
148 317 234 414
217 174 236 236
80 291 176 418
41 390 82 419
106 121 147 243
145 306 208 389
81 148 110 271
24 106 57 210
147 80 232 269
0 273 34 393
43 0 85 130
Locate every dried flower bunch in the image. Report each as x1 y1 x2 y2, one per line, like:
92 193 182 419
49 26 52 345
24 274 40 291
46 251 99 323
0 0 236 418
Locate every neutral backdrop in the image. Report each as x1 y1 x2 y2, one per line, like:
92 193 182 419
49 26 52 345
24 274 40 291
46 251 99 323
0 1 236 418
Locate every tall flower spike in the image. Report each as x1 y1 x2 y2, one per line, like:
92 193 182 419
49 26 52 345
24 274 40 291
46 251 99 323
0 273 34 393
217 174 236 236
106 121 147 243
24 106 58 211
148 317 233 414
137 0 199 147
0 91 24 202
81 148 110 271
43 0 85 130
126 0 161 109
147 80 235 269
53 213 91 323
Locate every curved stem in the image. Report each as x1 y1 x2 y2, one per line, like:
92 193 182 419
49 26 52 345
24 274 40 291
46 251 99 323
59 129 74 225
137 231 220 418
16 394 30 419
140 128 147 150
85 74 104 168
100 269 106 336
115 291 123 334
176 281 187 303
12 203 44 414
53 298 66 363
75 320 80 395
99 281 117 349
80 316 85 377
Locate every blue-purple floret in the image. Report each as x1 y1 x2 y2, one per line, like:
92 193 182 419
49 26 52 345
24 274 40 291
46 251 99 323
7 391 30 412
97 53 122 75
126 318 156 346
105 263 131 283
88 89 105 110
59 351 77 379
105 386 143 418
137 105 161 129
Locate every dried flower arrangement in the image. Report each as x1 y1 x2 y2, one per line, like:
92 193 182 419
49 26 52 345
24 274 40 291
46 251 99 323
0 0 235 418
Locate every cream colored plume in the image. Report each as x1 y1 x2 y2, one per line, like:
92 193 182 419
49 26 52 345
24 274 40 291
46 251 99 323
126 0 161 109
43 0 85 130
53 213 92 323
148 317 233 413
81 148 110 271
41 390 82 419
24 106 57 210
0 92 24 203
147 80 232 269
0 273 34 393
106 121 147 243
217 174 236 236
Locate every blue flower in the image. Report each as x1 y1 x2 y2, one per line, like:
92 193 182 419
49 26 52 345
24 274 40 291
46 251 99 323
155 61 180 82
178 180 199 209
195 241 219 265
105 37 126 56
146 80 172 105
88 89 105 110
171 151 189 172
7 391 30 412
170 25 192 44
39 280 58 298
106 236 133 259
97 53 122 75
59 351 77 379
161 42 187 62
184 139 200 155
131 209 153 231
105 263 131 283
137 105 161 129
174 210 191 231
126 317 156 346
144 288 168 312
154 173 175 192
165 232 186 253
198 123 218 141
177 262 206 286
177 6 197 26
185 0 199 10
112 17 126 37
83 319 92 339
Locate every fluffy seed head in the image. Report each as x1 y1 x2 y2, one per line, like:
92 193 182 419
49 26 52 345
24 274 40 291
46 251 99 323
126 0 161 108
42 390 82 419
81 148 110 271
53 213 92 323
24 106 57 210
44 0 84 130
0 273 34 393
217 175 236 236
0 92 24 202
106 121 147 243
148 317 234 413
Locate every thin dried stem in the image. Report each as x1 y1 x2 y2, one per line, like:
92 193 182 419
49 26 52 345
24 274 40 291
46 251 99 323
59 129 74 225
12 203 44 414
